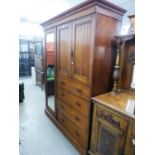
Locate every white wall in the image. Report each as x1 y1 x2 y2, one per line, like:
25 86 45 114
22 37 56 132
19 0 135 38
108 0 135 35
19 21 44 40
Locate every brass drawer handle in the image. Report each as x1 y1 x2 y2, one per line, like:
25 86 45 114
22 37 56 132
76 88 82 93
76 102 81 107
75 116 80 122
75 131 80 137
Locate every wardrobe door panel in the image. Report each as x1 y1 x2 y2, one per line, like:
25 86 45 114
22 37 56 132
57 22 72 77
72 16 93 86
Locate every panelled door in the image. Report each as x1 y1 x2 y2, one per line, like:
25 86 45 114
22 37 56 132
57 22 72 77
90 104 128 155
72 15 94 86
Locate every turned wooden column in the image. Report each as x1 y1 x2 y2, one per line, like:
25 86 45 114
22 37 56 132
112 34 135 94
112 37 122 93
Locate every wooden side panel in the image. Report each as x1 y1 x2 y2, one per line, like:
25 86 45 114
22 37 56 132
92 13 122 96
124 120 135 155
121 37 135 89
72 15 93 86
57 22 72 77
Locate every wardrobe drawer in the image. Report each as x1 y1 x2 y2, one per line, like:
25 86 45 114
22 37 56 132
57 87 89 117
57 76 90 99
57 99 88 131
58 111 88 149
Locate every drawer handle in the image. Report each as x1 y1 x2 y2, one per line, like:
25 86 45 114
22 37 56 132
75 131 80 137
61 92 65 97
61 105 64 110
60 81 65 86
76 88 82 94
76 102 81 107
132 139 135 145
61 118 64 122
75 116 80 122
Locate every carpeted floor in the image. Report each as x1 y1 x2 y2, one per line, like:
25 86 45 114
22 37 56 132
19 77 80 155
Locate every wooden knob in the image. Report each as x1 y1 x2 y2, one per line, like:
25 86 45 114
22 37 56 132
61 118 64 123
61 81 65 86
75 131 80 137
61 92 65 97
61 105 64 110
76 102 81 107
76 88 82 93
75 116 80 122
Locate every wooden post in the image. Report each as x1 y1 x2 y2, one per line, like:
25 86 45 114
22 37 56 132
112 34 135 94
112 37 122 93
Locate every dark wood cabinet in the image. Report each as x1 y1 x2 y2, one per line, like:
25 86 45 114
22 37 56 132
41 0 126 154
89 90 135 155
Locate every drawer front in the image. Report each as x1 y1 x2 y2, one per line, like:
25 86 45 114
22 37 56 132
57 99 88 132
57 87 89 117
58 111 88 149
96 104 128 132
57 76 90 99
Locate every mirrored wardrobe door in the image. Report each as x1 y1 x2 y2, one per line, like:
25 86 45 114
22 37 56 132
45 29 56 116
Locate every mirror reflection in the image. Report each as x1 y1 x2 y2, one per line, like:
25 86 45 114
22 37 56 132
46 33 56 112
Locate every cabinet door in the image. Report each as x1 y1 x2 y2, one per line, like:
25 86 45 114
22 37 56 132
90 105 128 155
72 15 94 86
57 22 72 77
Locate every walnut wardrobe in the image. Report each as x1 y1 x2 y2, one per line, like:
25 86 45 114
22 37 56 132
41 0 126 154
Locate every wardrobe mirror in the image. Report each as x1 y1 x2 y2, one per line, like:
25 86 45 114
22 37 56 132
46 32 56 114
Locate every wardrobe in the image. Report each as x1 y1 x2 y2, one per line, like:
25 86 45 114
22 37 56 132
41 0 126 154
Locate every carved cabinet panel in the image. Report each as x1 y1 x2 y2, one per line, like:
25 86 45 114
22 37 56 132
90 104 128 155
